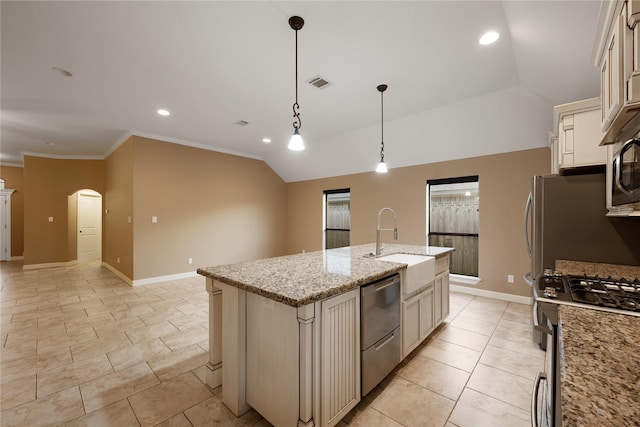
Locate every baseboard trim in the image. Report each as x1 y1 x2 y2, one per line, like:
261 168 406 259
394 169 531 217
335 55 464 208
23 260 78 270
450 284 532 305
132 271 199 286
10 256 24 261
102 262 133 286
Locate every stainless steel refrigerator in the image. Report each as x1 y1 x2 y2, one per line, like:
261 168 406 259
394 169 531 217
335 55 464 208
524 172 640 347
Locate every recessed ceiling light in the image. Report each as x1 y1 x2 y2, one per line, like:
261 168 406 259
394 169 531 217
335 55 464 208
262 138 271 143
479 31 500 45
157 109 170 116
46 142 56 146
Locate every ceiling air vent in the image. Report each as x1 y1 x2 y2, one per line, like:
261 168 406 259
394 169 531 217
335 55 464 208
307 75 331 89
233 120 250 127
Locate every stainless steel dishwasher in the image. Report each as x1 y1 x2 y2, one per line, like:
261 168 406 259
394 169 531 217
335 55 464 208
361 273 401 396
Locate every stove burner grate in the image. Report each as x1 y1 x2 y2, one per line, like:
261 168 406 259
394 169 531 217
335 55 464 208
567 275 640 313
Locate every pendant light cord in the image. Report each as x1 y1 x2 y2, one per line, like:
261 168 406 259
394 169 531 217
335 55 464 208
292 28 301 130
380 89 384 161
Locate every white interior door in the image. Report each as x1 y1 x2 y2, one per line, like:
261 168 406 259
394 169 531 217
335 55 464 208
77 191 102 262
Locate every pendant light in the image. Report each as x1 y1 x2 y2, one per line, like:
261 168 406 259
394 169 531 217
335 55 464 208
288 16 305 151
376 84 388 173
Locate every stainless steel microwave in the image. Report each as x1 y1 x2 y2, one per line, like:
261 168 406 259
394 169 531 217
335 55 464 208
611 138 640 207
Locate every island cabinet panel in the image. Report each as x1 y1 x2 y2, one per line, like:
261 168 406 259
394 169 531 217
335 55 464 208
434 272 450 325
246 293 299 427
402 285 434 359
320 289 360 426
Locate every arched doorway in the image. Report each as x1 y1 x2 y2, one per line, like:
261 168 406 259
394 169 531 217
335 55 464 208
72 189 102 263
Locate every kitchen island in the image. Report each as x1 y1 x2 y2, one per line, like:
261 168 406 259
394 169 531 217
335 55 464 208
197 243 453 427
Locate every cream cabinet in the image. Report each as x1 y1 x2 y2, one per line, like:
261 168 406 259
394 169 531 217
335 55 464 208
212 279 360 427
402 284 434 358
552 98 607 170
320 289 360 426
594 0 640 144
434 271 450 325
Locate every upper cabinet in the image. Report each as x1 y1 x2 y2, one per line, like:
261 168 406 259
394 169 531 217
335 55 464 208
551 98 607 172
594 0 640 144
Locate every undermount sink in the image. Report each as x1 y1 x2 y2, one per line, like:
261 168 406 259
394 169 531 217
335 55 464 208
376 253 435 294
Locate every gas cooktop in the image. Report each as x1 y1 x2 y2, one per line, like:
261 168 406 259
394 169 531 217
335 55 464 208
535 270 640 316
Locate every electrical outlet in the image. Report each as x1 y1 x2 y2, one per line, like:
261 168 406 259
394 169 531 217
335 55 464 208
507 274 514 283
188 258 193 265
151 216 158 223
48 216 54 222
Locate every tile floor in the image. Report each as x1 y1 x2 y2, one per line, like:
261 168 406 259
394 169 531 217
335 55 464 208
0 260 544 426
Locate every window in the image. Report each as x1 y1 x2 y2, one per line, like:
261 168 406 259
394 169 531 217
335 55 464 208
427 176 479 277
324 189 350 250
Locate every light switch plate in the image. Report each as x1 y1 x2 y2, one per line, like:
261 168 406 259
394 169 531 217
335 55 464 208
48 217 54 222
151 216 157 223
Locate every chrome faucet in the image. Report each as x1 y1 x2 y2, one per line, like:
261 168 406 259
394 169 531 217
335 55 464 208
376 207 398 256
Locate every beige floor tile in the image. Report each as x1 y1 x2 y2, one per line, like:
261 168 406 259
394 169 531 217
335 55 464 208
147 343 209 381
60 399 139 427
448 388 529 427
466 363 533 411
107 337 172 371
0 385 85 427
37 354 113 398
1 373 36 410
93 317 146 339
125 321 180 344
160 324 208 350
501 302 533 325
448 313 498 336
128 371 212 427
488 319 544 359
419 338 481 372
398 355 469 400
479 345 544 380
154 412 194 427
36 346 73 372
435 325 490 352
347 407 403 426
1 355 37 384
80 362 160 413
70 332 133 362
371 376 454 427
183 393 263 427
1 337 37 364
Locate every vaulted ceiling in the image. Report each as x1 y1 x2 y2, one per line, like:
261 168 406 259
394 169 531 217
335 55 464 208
1 1 601 182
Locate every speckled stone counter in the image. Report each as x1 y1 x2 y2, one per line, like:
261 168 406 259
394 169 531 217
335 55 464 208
556 260 640 280
558 305 640 426
197 244 454 307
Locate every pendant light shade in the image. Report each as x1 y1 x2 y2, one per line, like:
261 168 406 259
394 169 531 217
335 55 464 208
288 16 305 151
376 84 388 173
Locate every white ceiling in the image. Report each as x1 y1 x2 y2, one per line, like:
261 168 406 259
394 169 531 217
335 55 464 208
1 1 601 182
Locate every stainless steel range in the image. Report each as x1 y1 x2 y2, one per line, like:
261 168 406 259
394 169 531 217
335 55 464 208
532 270 640 427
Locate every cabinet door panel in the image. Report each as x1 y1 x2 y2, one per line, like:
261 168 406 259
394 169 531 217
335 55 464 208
402 295 421 358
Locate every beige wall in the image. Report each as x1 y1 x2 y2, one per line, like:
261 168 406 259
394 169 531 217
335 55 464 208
104 138 134 278
23 156 105 265
130 136 287 280
0 165 24 257
286 148 551 297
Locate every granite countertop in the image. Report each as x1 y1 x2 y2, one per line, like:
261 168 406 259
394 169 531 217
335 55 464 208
555 260 640 280
554 260 640 426
197 243 454 307
558 305 640 426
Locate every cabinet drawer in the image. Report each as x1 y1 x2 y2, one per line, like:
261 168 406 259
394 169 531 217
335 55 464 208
435 256 449 275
